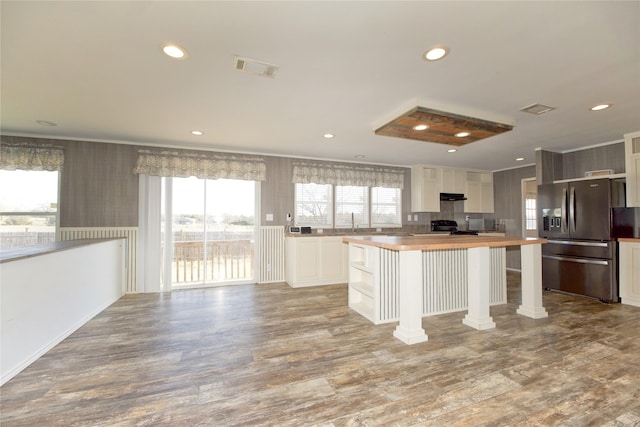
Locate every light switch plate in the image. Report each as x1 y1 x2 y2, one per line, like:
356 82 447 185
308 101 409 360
265 213 273 221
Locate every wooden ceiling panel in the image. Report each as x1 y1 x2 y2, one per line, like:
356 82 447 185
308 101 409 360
375 106 514 146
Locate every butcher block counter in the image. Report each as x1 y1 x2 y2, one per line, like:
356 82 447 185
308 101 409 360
342 235 548 345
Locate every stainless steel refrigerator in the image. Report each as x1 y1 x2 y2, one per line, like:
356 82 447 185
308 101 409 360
537 178 635 302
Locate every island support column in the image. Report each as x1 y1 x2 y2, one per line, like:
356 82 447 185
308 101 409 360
517 243 548 319
463 246 497 330
393 250 428 344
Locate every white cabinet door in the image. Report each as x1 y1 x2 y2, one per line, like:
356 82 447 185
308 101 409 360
320 238 347 282
441 168 466 194
619 241 640 307
291 237 320 282
624 131 640 207
411 166 441 212
465 171 494 213
286 237 348 287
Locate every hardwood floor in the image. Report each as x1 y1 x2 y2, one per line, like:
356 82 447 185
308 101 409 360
2 272 640 426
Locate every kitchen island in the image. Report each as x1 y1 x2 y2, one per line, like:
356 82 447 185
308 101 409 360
342 235 548 344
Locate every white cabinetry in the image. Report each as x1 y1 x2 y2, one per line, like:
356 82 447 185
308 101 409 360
411 165 494 213
285 236 348 287
411 166 441 212
619 240 640 307
465 171 494 213
624 131 640 208
441 167 467 194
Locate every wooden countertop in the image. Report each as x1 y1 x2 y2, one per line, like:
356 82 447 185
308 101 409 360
618 238 640 243
0 238 124 263
342 235 546 251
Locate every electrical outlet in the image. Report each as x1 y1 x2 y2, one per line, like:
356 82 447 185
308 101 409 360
407 214 412 221
414 214 418 221
286 213 292 222
265 213 273 221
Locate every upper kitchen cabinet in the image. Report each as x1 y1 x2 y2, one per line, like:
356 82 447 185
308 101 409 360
625 131 640 207
411 165 493 213
411 166 441 212
465 171 494 213
441 167 467 194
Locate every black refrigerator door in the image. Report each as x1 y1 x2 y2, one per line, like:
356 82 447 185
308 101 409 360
569 179 611 240
538 183 569 238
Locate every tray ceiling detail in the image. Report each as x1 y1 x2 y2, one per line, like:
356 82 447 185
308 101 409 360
374 106 514 147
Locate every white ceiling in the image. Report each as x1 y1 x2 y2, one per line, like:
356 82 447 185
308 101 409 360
1 1 639 171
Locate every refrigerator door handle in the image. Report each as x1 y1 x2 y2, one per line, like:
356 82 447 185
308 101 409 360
569 186 576 230
542 254 609 266
562 187 568 229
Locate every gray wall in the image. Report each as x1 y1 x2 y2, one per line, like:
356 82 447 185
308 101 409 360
493 165 536 270
2 136 139 227
4 136 413 231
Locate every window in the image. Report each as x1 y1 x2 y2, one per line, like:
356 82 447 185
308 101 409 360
371 187 402 227
294 183 333 227
294 183 401 229
525 197 537 230
335 186 369 228
0 170 59 248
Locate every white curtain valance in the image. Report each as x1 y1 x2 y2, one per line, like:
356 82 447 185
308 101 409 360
0 141 64 171
292 161 405 189
134 149 267 181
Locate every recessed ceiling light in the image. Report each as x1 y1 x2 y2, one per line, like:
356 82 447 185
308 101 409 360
515 157 525 161
590 104 612 111
162 43 188 59
447 149 457 153
191 130 204 136
36 120 57 126
455 131 470 138
424 46 449 61
323 133 335 139
413 124 429 131
354 155 365 159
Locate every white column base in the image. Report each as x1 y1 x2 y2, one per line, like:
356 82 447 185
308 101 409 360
394 250 428 345
463 246 496 330
518 243 548 319
462 315 496 330
393 328 429 344
516 305 549 319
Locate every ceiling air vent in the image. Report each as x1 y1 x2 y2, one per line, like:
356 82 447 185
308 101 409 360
233 55 279 78
519 103 556 115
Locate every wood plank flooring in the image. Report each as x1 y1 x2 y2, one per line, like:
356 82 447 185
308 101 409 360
2 272 640 426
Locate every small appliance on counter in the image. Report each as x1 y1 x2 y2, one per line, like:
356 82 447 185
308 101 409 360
431 220 478 235
289 226 312 234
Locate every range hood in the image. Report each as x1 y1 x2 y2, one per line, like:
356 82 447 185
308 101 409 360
440 192 467 201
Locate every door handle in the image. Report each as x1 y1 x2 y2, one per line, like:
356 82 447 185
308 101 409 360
570 187 576 229
562 187 568 229
542 255 609 266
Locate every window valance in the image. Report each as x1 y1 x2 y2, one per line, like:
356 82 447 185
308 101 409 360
134 149 267 181
0 141 64 171
292 161 405 189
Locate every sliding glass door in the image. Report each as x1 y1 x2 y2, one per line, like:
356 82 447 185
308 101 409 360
162 177 256 288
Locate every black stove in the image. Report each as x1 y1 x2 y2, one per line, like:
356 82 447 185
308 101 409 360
431 220 478 236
